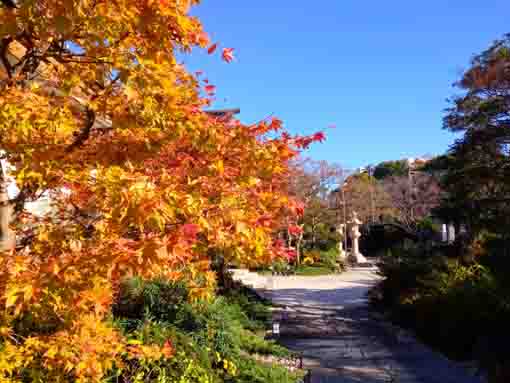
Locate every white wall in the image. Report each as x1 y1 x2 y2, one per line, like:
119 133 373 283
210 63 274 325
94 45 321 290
1 155 52 217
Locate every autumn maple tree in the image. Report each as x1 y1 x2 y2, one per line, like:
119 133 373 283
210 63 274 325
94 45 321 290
0 1 323 381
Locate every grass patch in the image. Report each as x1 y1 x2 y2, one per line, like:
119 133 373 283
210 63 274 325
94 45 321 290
255 247 345 276
294 264 335 276
239 329 294 358
234 356 305 383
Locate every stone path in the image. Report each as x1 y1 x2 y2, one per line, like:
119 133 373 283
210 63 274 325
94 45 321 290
258 267 484 383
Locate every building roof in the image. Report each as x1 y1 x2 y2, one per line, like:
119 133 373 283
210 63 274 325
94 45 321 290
205 108 240 119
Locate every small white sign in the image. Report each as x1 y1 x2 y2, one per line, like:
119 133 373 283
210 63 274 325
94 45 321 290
272 322 280 336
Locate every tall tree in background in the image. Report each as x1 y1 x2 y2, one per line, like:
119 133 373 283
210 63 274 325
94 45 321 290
287 159 341 261
440 34 510 241
382 172 441 231
373 160 409 180
342 172 394 224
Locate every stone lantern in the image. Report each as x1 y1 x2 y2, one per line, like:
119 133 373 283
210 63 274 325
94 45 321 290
347 211 367 264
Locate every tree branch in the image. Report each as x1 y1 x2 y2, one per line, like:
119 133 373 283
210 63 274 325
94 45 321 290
0 0 17 9
65 108 96 153
10 186 35 214
0 36 13 79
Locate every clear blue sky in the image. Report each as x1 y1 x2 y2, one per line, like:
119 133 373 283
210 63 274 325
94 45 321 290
182 1 509 169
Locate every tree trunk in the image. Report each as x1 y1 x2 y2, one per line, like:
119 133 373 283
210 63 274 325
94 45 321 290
212 254 232 291
295 225 304 266
0 160 13 252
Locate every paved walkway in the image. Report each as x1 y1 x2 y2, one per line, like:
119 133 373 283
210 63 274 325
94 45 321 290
261 267 484 383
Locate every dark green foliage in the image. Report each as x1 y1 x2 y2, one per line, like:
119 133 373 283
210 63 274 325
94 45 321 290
375 247 510 372
317 247 342 271
222 285 272 331
373 160 409 180
372 32 510 383
312 233 340 252
179 298 244 360
258 245 345 276
438 34 510 242
113 276 188 324
110 319 218 383
112 277 302 382
239 330 293 358
297 247 343 275
480 236 510 280
268 259 295 276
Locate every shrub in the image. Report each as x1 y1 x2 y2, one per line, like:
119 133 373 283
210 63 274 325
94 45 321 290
319 247 343 271
300 247 343 273
113 277 189 324
110 319 219 383
239 330 293 358
270 259 294 275
375 246 510 374
223 286 271 331
302 249 321 265
111 278 304 383
181 298 243 361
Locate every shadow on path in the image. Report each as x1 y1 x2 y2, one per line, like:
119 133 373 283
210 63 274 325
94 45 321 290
267 279 484 383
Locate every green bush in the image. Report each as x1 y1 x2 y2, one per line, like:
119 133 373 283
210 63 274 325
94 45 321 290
270 259 294 275
375 247 510 366
302 249 322 265
223 286 271 331
416 217 440 233
319 247 343 271
111 278 302 383
239 330 293 358
298 247 343 274
109 319 219 383
179 298 244 361
113 277 189 324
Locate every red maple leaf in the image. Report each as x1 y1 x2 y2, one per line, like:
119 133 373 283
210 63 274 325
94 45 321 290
285 249 297 261
222 48 235 63
182 224 200 240
207 43 218 54
162 340 174 358
312 131 326 142
288 224 303 236
204 85 216 95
